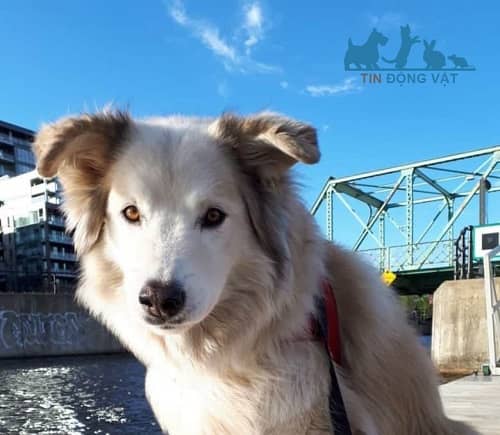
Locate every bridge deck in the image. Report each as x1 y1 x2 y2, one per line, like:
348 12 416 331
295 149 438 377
440 375 500 434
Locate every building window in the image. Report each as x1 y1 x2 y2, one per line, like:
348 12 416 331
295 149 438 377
15 148 35 165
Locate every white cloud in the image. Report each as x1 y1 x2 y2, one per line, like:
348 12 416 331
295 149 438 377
199 27 238 63
169 0 188 25
243 2 263 55
280 80 289 89
168 0 237 67
304 78 361 97
167 0 278 74
368 12 404 31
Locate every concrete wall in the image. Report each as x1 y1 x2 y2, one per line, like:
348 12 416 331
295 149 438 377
0 293 123 358
432 278 500 373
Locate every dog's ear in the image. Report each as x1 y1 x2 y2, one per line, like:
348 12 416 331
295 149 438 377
33 111 130 254
210 113 319 279
210 112 319 185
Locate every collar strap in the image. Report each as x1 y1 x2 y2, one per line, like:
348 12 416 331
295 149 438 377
309 280 342 365
321 279 342 365
286 279 351 434
284 280 342 366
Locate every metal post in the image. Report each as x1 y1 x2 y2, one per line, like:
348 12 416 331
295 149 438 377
461 231 466 280
483 245 500 375
467 225 474 279
403 169 414 267
447 199 454 268
326 187 334 242
453 231 460 280
479 178 490 225
379 212 386 271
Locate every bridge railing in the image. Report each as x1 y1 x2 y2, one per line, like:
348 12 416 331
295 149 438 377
358 239 454 272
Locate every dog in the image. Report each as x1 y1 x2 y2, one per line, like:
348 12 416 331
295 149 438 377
33 111 478 435
344 28 388 70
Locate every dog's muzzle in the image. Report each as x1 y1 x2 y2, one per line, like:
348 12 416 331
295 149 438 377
139 279 186 323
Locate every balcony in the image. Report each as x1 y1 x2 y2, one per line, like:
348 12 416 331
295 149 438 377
0 133 13 146
46 196 62 206
49 267 77 276
0 151 14 163
17 250 43 258
15 215 40 228
12 137 32 147
31 183 47 197
47 216 66 227
48 233 73 245
49 251 77 261
31 181 60 198
17 234 43 243
0 134 32 147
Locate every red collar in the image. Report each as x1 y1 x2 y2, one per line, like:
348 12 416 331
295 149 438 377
293 280 342 366
320 279 342 365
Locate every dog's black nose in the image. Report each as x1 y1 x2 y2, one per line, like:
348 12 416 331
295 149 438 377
139 280 186 320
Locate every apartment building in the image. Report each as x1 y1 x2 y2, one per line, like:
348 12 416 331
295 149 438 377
0 171 77 292
0 120 36 177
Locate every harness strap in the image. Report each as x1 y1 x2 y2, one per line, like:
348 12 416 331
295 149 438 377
322 280 342 365
315 280 352 435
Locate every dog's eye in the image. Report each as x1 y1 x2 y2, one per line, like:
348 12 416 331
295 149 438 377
201 208 226 229
122 205 141 223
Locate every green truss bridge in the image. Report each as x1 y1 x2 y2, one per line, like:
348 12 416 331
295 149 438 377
311 146 500 294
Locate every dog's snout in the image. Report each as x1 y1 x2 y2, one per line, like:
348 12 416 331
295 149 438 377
139 280 186 320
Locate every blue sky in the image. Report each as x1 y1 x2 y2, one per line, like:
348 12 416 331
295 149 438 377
0 0 499 245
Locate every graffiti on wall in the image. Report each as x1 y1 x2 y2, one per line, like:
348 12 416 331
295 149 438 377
0 310 91 350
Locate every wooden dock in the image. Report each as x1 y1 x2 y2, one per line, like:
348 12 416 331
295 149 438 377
440 375 500 434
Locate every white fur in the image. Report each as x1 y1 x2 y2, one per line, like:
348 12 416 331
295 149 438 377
34 112 479 435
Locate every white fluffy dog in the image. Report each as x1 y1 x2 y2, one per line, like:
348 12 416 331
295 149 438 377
33 111 478 435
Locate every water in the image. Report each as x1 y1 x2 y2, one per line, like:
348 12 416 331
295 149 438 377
0 354 162 435
0 337 433 434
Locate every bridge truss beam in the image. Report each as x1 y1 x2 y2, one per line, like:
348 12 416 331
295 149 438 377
311 146 500 275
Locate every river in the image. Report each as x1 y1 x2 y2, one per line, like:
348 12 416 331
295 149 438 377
0 354 161 434
0 337 433 434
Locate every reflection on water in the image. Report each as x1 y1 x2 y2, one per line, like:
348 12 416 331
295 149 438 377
0 354 162 434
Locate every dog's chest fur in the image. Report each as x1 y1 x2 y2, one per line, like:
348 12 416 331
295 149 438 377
144 341 332 435
145 363 254 434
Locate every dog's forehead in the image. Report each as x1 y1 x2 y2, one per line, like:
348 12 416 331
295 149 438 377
109 117 237 203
